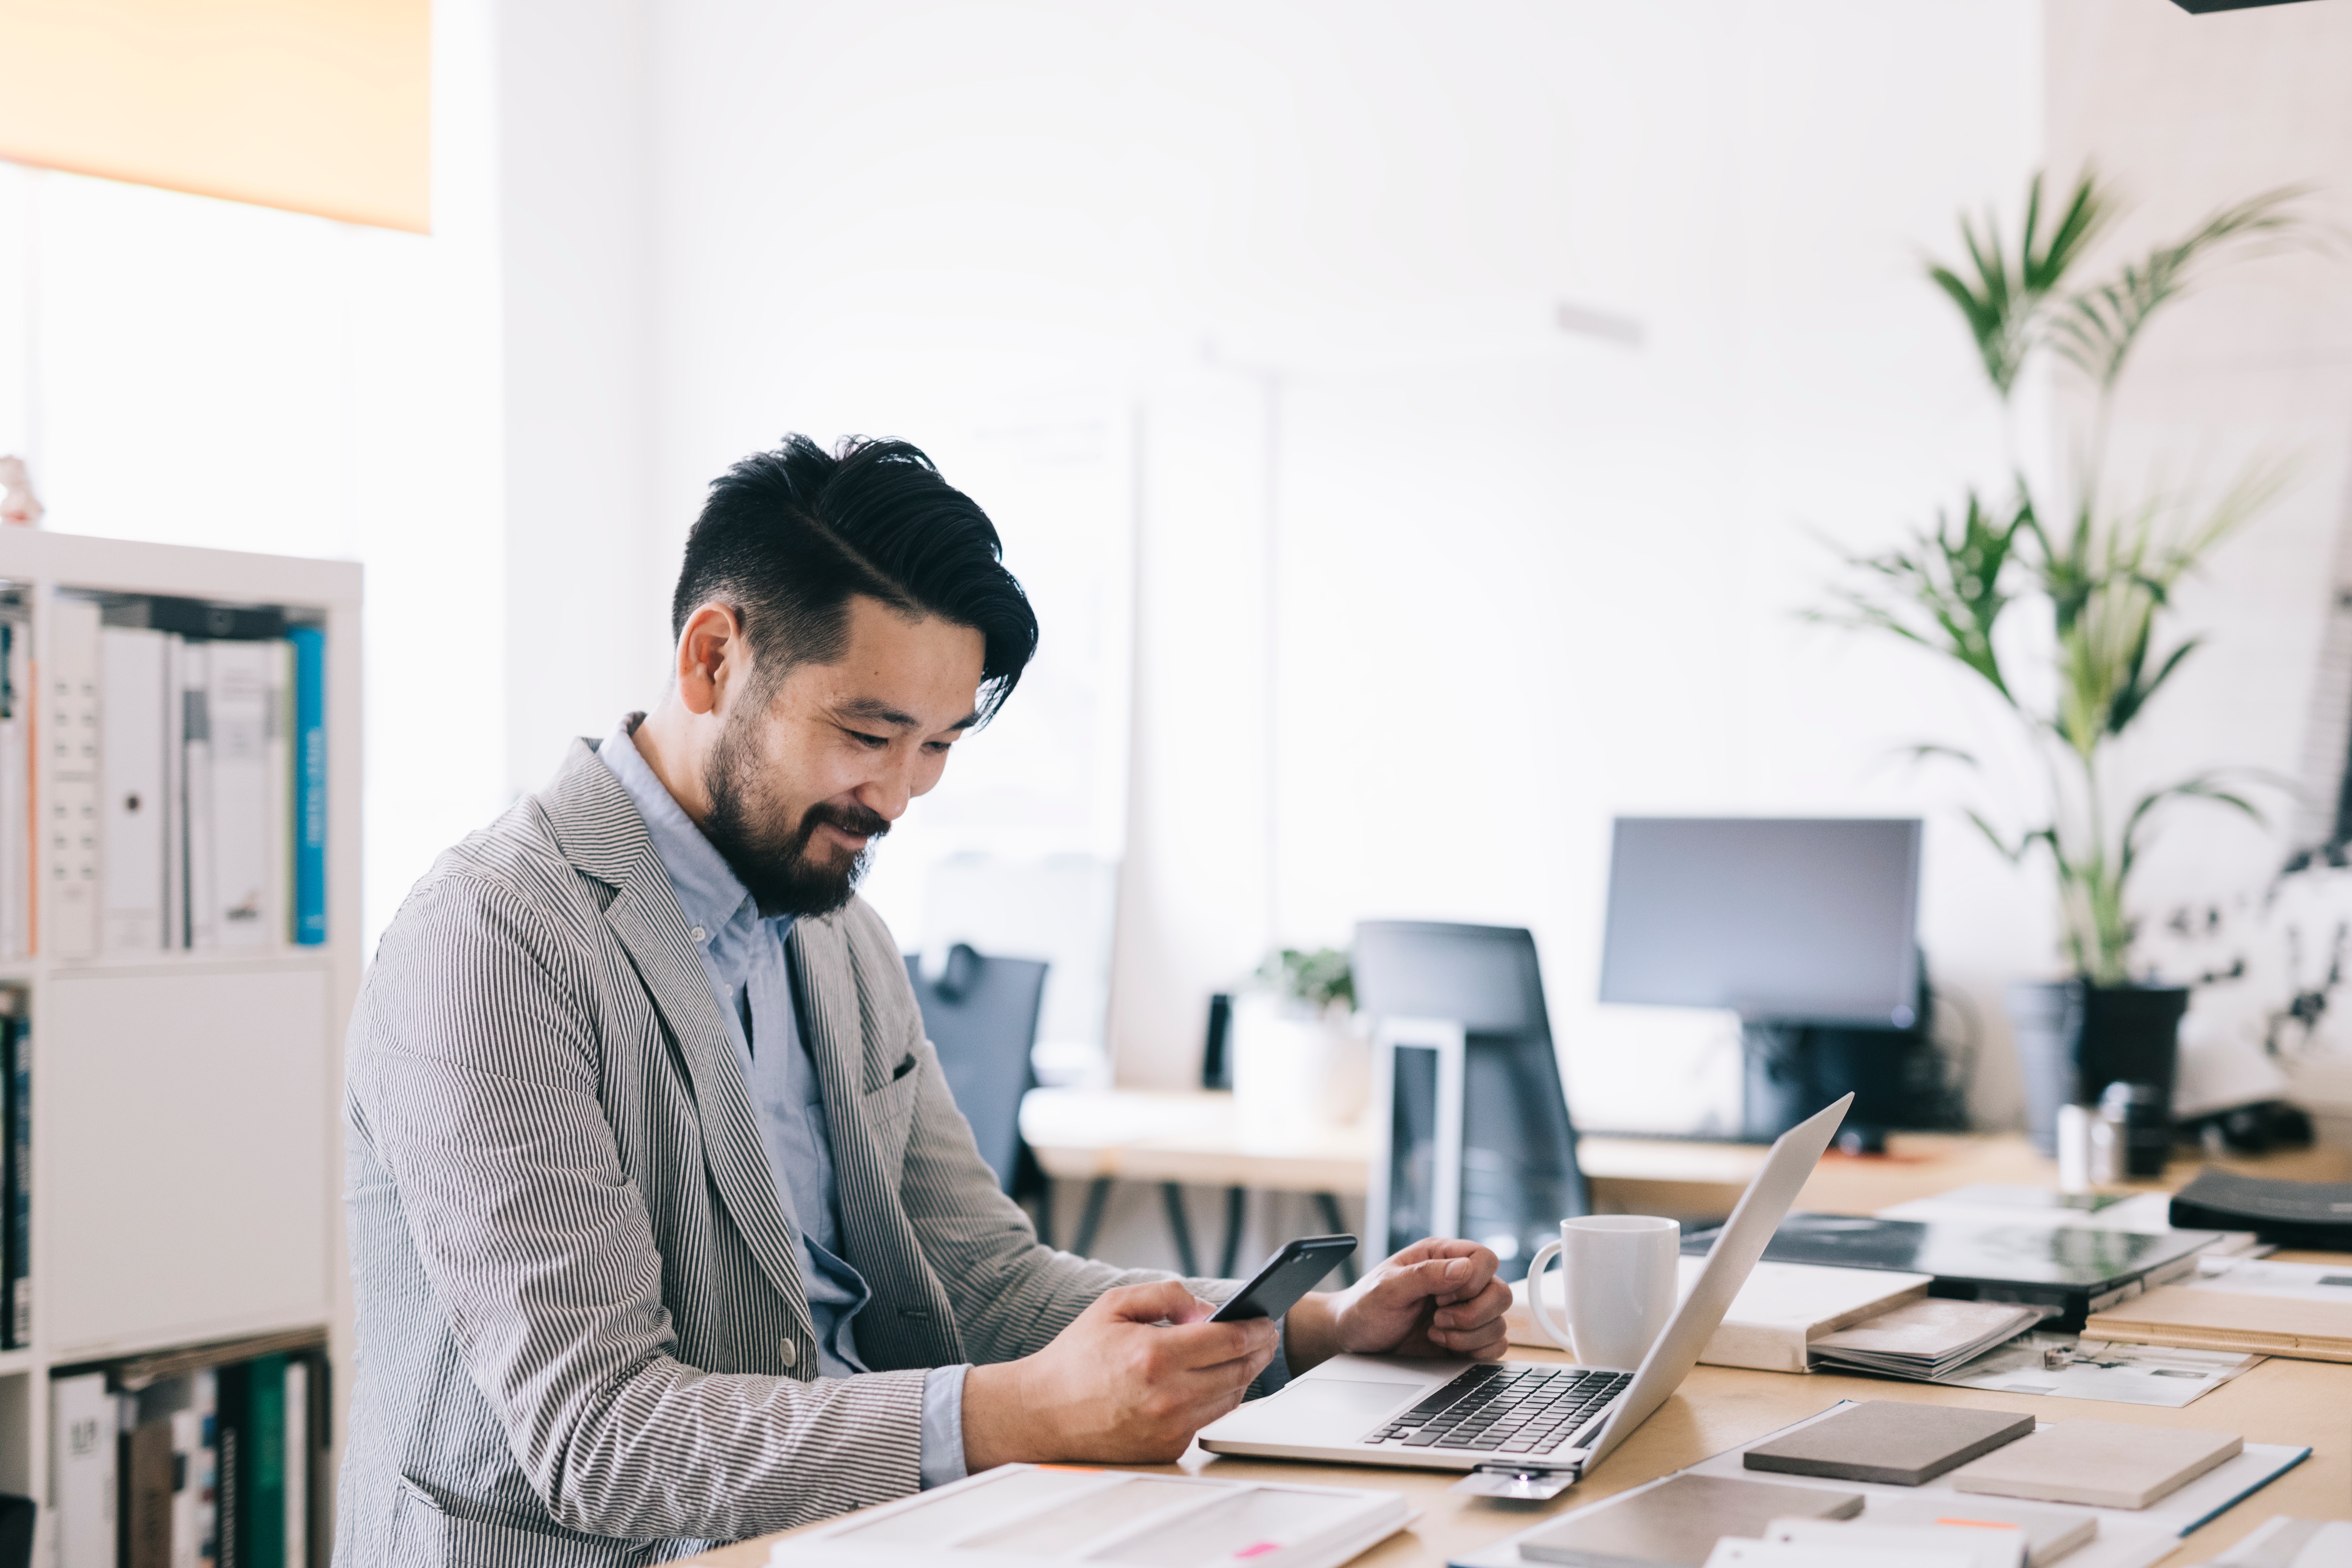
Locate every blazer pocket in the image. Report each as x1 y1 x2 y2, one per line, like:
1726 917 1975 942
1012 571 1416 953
393 1476 653 1568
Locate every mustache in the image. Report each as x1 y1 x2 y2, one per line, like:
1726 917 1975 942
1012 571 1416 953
802 801 891 842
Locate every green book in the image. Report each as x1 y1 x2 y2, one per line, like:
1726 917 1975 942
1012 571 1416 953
218 1357 287 1568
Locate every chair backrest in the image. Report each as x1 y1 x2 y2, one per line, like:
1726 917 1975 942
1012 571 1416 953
1353 921 1589 1280
904 943 1049 1192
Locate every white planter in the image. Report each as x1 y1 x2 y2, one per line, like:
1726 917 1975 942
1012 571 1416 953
1231 993 1370 1138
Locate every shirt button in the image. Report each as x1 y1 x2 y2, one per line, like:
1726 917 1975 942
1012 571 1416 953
689 925 707 943
779 1338 798 1369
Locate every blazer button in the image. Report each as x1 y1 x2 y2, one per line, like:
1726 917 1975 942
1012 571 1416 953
779 1338 799 1368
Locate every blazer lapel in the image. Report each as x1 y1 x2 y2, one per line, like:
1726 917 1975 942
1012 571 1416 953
540 741 816 1363
788 916 961 1370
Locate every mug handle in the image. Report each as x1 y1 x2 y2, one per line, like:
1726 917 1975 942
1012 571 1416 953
1525 1239 1574 1356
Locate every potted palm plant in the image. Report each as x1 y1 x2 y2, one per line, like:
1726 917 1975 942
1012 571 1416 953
1818 170 2304 1153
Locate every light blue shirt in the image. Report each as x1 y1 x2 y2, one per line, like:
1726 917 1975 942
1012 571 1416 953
600 717 969 1488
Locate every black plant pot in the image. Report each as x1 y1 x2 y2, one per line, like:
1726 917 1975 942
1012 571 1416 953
2006 979 2190 1157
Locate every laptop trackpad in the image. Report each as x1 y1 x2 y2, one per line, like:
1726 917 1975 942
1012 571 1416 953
1218 1379 1423 1441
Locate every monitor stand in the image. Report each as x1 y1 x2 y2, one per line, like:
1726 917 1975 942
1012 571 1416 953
1739 1015 1957 1147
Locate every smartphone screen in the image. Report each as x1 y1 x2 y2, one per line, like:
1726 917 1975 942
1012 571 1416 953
1208 1234 1359 1322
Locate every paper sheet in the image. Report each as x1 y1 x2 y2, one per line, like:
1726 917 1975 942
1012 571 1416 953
1928 1333 2262 1408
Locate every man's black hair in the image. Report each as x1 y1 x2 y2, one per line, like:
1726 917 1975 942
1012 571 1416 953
672 434 1039 721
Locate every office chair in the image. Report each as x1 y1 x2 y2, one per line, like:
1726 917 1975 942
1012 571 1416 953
1353 921 1589 1282
904 942 1051 1213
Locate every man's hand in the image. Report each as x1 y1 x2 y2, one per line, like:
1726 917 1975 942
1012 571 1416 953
961 1280 1278 1468
1282 1238 1512 1374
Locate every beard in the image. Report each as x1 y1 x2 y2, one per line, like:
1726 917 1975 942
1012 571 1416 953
701 708 890 918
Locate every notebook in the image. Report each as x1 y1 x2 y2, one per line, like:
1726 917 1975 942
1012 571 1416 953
1948 1420 2242 1509
1759 1517 2025 1568
1857 1495 2096 1568
1514 1474 1863 1568
1742 1401 2035 1487
1809 1300 2046 1380
766 1463 1413 1568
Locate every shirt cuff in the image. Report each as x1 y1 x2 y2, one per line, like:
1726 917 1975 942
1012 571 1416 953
920 1364 972 1489
1255 1316 1293 1398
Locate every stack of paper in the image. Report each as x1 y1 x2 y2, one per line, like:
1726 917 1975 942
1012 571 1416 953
1811 1299 2047 1379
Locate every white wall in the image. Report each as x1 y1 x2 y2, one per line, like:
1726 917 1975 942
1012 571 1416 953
618 0 2056 1130
496 0 672 796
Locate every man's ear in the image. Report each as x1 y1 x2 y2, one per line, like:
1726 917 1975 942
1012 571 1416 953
675 602 746 718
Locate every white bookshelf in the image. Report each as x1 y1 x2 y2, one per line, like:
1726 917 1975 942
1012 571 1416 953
0 530 361 1560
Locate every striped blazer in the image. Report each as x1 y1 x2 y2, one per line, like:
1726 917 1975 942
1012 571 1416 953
335 739 1208 1568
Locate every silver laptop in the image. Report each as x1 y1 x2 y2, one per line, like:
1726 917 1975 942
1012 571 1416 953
1198 1093 1851 1485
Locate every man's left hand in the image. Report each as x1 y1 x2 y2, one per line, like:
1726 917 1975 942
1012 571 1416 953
1281 1238 1513 1374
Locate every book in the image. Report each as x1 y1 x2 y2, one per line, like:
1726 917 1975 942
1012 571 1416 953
179 643 217 951
52 1373 118 1568
3 1003 26 1348
216 1356 288 1568
0 1494 32 1568
1683 1212 2214 1331
284 1359 307 1568
0 617 31 960
288 627 326 946
1514 1474 1864 1567
1758 1517 2023 1568
173 1408 204 1568
2083 1281 2352 1363
2170 1169 2352 1251
205 643 277 948
769 1462 1412 1568
1854 1496 2094 1568
1742 1401 2035 1488
47 597 104 960
100 626 171 953
1949 1419 2241 1509
126 1411 177 1568
1808 1299 2047 1380
1511 1259 1932 1374
1703 1540 1970 1568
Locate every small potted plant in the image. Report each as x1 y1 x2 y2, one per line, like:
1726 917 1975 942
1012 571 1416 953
1817 170 2306 1152
1230 946 1370 1136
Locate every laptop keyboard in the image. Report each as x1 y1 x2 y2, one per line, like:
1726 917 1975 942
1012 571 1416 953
1360 1363 1634 1455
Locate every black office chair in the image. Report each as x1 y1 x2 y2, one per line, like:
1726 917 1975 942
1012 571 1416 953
1353 921 1590 1282
904 944 1052 1225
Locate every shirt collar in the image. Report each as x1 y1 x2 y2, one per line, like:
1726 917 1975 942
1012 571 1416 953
596 713 763 941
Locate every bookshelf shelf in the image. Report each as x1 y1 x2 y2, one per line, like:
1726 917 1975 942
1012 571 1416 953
0 530 361 1568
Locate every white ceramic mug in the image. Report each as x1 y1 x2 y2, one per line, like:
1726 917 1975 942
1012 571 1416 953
1525 1215 1680 1369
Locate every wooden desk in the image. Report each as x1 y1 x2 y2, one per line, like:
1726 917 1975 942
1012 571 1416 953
1020 1090 2352 1226
691 1322 2350 1568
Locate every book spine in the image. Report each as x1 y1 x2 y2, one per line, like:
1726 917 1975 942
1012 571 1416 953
171 1408 202 1568
288 629 325 947
195 1370 218 1568
215 1364 242 1568
282 1360 307 1568
51 1373 118 1568
99 628 169 955
181 644 216 952
45 597 104 960
244 1355 286 1568
4 1003 25 1348
127 1414 176 1568
207 645 272 949
0 620 22 960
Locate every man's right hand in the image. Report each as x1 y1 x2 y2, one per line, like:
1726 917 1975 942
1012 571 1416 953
961 1280 1279 1467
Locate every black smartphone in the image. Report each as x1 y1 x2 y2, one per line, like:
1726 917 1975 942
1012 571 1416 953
1208 1234 1359 1322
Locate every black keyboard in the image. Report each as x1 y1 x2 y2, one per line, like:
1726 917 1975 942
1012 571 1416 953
1359 1363 1634 1456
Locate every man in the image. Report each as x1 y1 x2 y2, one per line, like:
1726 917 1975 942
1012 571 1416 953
338 436 1510 1568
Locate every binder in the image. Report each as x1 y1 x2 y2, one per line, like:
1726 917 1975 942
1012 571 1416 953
99 627 170 953
205 643 276 948
180 643 217 951
46 598 103 960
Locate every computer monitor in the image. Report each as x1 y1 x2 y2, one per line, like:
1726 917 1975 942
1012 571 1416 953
1354 921 1588 1281
1596 816 1951 1142
1598 817 1922 1027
